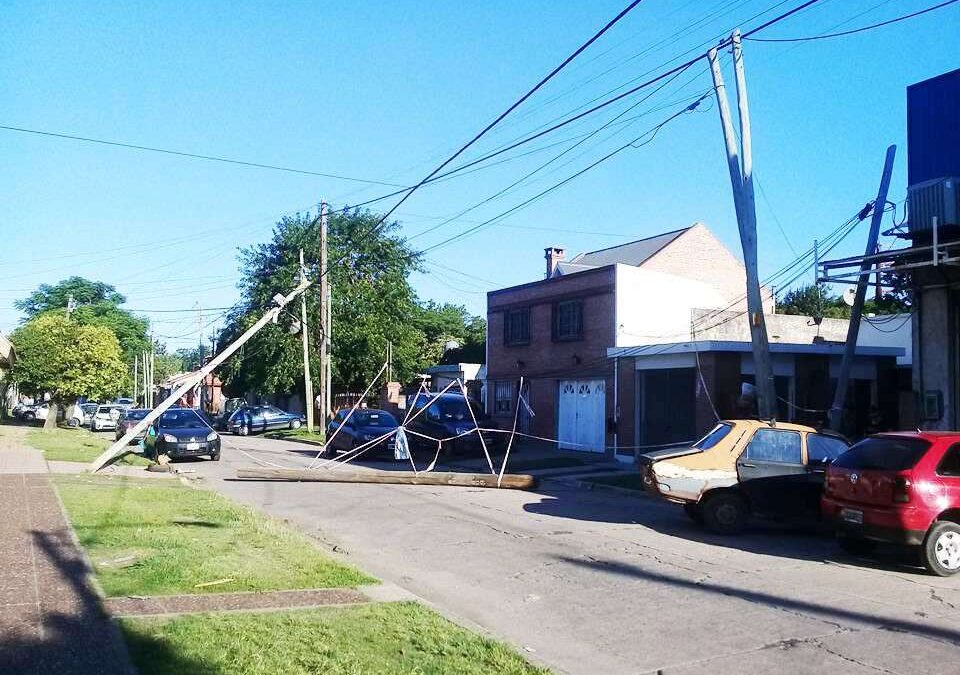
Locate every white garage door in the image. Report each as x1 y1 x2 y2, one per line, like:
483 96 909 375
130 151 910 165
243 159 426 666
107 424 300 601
558 379 605 453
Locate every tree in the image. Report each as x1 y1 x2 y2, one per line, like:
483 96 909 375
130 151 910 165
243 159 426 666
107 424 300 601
777 282 911 319
9 314 126 430
15 277 150 364
415 302 486 365
217 208 486 398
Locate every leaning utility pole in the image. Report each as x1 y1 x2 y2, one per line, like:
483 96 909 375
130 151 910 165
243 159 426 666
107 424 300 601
709 31 776 420
133 354 139 406
828 145 897 431
299 249 315 432
319 201 330 430
90 276 312 472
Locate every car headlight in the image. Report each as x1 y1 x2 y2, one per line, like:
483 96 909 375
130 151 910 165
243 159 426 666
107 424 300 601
206 431 219 441
162 433 178 443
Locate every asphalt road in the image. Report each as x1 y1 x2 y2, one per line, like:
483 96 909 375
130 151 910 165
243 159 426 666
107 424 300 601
181 433 960 675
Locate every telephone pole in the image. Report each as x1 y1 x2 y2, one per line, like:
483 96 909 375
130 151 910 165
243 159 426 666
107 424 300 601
196 302 205 366
709 31 776 420
319 202 330 430
134 354 139 406
829 145 897 431
300 248 315 432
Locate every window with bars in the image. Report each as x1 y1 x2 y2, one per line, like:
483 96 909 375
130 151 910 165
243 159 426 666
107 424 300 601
494 381 513 414
552 300 583 341
503 308 530 345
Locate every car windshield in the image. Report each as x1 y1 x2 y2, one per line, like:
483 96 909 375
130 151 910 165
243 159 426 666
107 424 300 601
82 404 98 413
833 436 931 472
125 410 149 421
157 410 208 429
98 406 123 415
693 423 733 450
354 411 397 428
432 398 482 421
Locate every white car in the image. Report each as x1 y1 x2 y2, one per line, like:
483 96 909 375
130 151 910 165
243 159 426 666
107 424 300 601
21 402 64 423
90 404 127 431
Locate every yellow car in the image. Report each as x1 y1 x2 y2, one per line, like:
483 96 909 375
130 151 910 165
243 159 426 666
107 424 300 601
641 420 849 534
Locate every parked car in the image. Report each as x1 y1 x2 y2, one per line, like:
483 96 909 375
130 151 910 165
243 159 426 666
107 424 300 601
642 420 850 534
214 397 247 431
405 392 501 457
228 405 305 435
11 402 34 419
69 403 99 428
325 409 398 458
115 408 152 442
115 397 134 406
822 431 960 576
143 408 220 461
90 403 128 431
21 402 66 424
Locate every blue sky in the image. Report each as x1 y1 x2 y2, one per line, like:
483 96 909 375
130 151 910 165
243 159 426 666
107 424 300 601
2 1 958 350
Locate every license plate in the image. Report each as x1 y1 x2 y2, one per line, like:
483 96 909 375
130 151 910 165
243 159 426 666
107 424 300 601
186 442 200 451
841 508 863 525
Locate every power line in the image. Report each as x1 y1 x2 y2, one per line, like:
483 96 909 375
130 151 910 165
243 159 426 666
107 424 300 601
745 0 959 41
0 124 408 187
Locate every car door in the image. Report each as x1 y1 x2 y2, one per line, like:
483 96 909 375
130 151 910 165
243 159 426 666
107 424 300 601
736 427 807 518
803 433 850 517
263 406 284 430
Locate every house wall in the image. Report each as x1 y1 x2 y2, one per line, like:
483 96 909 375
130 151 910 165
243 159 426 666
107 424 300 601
487 266 616 447
641 223 774 313
614 265 726 346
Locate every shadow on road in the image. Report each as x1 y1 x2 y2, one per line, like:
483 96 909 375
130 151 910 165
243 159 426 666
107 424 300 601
524 486 927 574
555 554 960 644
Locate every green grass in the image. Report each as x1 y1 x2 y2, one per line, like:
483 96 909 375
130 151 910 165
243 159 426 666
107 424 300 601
121 602 548 675
264 427 326 443
55 475 374 596
583 472 646 491
25 427 150 465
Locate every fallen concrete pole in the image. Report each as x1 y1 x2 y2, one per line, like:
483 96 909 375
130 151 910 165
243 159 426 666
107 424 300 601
236 467 537 490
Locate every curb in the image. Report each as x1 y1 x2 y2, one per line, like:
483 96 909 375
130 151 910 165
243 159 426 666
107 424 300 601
542 474 652 499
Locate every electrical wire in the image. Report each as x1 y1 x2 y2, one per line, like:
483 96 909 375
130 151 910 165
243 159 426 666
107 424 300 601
745 0 959 41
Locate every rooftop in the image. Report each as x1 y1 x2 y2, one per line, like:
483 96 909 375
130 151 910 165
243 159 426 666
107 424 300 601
557 226 692 274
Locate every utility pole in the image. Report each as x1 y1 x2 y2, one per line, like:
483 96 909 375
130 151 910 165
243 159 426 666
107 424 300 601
196 302 205 366
709 31 776 419
325 285 332 419
149 341 155 408
828 145 897 431
319 201 330 430
142 350 148 407
134 354 139 406
91 275 313 472
299 248 315 432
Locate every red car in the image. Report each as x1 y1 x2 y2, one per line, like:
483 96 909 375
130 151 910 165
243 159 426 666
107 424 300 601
822 432 960 576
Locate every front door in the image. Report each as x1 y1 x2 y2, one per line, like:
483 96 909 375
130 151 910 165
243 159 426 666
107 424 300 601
558 379 605 453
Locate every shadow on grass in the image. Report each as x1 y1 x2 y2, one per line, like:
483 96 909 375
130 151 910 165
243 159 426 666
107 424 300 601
0 527 205 675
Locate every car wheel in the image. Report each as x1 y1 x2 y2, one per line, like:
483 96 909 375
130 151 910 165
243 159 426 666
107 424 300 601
837 535 876 556
237 424 249 436
921 521 960 577
701 492 748 535
23 412 35 422
68 418 78 428
210 451 221 461
683 502 705 525
290 419 302 430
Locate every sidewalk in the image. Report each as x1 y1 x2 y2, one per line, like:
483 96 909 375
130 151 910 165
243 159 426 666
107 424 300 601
0 432 133 675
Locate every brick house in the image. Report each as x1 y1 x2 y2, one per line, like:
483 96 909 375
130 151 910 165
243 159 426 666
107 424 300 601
486 223 908 461
486 223 772 457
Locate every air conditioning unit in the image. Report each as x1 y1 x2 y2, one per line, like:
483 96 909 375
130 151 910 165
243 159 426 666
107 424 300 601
908 177 960 239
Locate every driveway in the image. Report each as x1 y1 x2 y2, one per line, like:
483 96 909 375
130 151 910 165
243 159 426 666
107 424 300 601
184 434 960 675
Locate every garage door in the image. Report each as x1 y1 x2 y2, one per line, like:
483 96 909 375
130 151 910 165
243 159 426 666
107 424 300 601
558 379 605 453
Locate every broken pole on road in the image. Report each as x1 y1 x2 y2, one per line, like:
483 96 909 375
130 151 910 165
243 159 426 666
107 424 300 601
235 467 537 490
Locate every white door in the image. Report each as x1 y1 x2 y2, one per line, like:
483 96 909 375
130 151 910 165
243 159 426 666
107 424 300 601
558 379 605 453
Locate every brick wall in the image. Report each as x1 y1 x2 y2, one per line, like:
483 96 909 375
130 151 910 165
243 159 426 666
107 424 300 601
487 267 616 443
643 223 774 312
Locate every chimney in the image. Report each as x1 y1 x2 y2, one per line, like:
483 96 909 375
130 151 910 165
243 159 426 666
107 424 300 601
544 246 565 279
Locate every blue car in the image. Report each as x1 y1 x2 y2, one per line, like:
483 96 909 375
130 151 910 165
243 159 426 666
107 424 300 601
228 404 306 436
325 408 399 458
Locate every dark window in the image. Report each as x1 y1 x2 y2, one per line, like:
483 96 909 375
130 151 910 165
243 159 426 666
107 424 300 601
552 300 583 341
833 436 931 471
937 443 960 477
693 423 733 450
503 309 530 345
494 381 513 414
746 428 802 464
807 434 849 463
